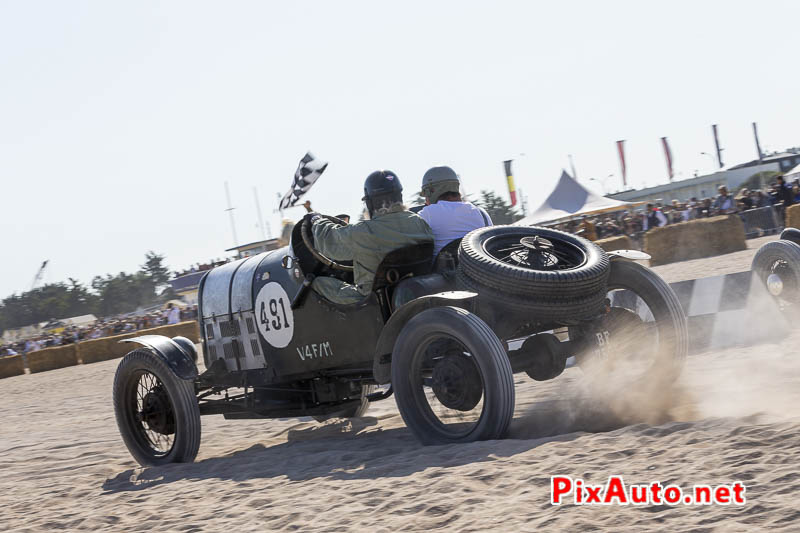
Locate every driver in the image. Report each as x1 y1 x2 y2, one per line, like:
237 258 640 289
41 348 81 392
418 165 492 257
308 170 434 305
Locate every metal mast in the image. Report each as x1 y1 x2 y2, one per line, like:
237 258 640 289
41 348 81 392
224 181 238 247
253 186 267 240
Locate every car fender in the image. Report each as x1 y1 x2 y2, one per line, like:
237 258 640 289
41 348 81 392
373 291 478 384
121 334 199 381
607 249 651 262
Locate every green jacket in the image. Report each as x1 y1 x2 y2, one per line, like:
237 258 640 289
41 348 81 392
311 207 434 303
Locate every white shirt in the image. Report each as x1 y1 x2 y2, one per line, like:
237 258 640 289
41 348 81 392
166 307 181 325
419 201 493 257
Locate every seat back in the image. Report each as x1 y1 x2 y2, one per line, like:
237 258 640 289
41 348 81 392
373 242 434 290
434 238 462 272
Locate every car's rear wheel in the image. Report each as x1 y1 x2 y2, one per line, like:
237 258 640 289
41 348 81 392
570 259 688 387
113 349 201 466
391 306 515 445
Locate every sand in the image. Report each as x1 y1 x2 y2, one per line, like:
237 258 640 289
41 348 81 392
2 237 799 532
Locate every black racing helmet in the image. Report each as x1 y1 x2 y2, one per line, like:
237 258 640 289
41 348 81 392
363 170 403 217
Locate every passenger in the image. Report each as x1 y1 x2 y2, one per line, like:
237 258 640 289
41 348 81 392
418 166 492 257
308 170 434 305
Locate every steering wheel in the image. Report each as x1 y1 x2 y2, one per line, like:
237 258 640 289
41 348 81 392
301 215 355 272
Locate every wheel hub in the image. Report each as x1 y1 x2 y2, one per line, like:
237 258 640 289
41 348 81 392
520 236 554 251
767 273 784 296
431 356 482 411
141 387 175 435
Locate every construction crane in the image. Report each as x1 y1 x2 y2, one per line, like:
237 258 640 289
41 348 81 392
30 260 49 291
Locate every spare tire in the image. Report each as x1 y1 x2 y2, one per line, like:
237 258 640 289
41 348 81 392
458 226 610 300
457 226 610 320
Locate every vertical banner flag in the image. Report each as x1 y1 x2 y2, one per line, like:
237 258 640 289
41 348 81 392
503 160 517 206
616 140 627 187
279 152 328 210
661 137 674 182
712 124 723 168
753 122 763 161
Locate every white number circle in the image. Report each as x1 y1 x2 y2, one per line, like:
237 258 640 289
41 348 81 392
254 282 294 348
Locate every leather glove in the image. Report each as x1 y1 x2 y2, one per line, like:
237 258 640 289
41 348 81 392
303 212 322 224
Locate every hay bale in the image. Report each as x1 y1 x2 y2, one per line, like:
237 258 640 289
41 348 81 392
27 345 80 374
147 321 201 342
595 235 633 253
786 204 800 229
79 321 201 365
79 332 138 364
644 215 746 266
0 355 26 379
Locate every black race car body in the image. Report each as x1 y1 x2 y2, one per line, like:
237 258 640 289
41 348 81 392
198 246 385 381
113 220 692 465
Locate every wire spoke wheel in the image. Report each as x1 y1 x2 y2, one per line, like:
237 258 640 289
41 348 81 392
483 234 587 271
132 370 176 456
113 348 201 466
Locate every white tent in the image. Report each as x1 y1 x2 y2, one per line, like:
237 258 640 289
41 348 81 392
515 171 642 226
786 163 800 181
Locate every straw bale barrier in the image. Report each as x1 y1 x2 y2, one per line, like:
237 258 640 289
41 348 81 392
644 215 746 266
27 344 80 374
80 320 201 365
786 204 800 229
0 354 26 379
0 321 202 378
595 235 632 253
78 332 139 364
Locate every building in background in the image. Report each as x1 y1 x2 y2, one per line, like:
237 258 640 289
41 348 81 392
169 270 208 305
728 151 800 174
608 161 782 204
226 238 282 259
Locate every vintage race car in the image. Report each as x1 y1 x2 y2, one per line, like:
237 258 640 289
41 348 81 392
113 217 689 466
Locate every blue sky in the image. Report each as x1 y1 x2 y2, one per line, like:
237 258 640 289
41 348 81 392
2 0 798 298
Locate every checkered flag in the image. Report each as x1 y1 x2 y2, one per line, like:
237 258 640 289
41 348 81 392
279 152 328 210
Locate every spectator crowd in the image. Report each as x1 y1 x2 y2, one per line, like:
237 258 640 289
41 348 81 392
556 176 799 243
0 304 198 357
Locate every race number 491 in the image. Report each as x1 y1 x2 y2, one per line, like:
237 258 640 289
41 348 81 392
255 282 294 348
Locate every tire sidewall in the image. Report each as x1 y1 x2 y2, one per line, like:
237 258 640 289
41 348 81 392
391 306 513 444
113 349 200 466
460 225 609 282
752 240 800 302
600 260 688 385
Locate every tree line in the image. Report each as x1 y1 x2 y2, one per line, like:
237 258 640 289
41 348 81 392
2 189 523 335
0 252 174 335
403 189 523 224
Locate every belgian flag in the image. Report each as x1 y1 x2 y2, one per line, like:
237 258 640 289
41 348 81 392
503 160 517 206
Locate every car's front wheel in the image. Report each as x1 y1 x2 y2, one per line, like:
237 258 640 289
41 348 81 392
391 306 515 445
113 349 201 466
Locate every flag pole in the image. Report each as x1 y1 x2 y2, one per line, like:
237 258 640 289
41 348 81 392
253 186 267 240
568 154 578 180
224 181 239 247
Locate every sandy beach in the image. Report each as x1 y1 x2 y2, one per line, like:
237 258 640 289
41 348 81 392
2 239 799 532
